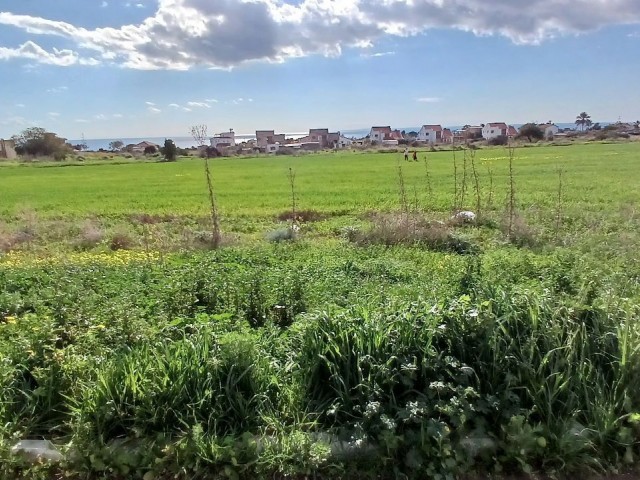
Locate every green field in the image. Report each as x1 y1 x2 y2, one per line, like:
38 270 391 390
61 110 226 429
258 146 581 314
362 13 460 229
1 143 640 479
1 143 638 219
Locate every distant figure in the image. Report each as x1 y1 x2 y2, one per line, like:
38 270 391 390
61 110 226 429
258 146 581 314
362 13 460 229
404 147 409 161
412 151 418 162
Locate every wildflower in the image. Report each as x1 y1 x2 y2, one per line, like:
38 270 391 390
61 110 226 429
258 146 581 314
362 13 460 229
4 316 17 324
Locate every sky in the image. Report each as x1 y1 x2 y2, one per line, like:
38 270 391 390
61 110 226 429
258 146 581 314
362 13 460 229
0 0 639 140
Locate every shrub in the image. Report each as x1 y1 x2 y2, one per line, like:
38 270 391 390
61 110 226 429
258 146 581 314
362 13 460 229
352 214 478 254
277 209 326 223
488 135 508 146
267 227 297 243
74 221 104 250
143 145 157 155
109 231 134 251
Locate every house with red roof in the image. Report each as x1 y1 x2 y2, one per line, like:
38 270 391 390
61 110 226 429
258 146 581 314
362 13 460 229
442 128 453 144
369 126 392 143
417 124 443 143
368 126 404 145
482 123 509 140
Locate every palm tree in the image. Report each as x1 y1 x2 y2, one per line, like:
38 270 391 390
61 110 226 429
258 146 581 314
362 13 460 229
575 112 592 131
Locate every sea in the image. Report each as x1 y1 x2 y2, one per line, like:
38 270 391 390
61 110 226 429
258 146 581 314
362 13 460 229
69 123 583 151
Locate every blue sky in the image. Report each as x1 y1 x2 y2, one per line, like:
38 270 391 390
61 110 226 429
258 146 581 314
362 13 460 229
1 0 639 139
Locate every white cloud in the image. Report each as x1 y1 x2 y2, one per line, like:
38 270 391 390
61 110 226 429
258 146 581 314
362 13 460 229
48 112 60 117
1 1 639 70
182 107 192 112
187 101 211 108
204 98 218 103
46 86 68 93
148 106 161 113
629 31 640 38
15 103 25 108
416 97 441 103
0 41 82 67
361 51 395 58
75 118 89 123
112 113 123 118
168 103 180 108
94 114 108 120
145 101 155 106
136 3 145 8
101 1 109 8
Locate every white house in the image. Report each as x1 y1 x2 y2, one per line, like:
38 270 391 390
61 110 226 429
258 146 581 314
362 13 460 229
417 125 443 143
210 129 236 148
267 143 280 153
337 136 353 149
369 126 392 143
538 123 559 139
482 123 509 140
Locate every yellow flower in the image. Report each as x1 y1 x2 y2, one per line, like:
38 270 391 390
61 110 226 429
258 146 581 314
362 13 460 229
4 316 16 324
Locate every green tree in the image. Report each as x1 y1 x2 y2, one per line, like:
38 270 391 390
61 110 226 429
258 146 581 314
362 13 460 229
11 127 70 158
161 139 177 161
108 140 124 152
575 112 592 131
517 123 544 142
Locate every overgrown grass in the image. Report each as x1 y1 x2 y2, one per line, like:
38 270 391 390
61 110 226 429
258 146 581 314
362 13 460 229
1 143 640 478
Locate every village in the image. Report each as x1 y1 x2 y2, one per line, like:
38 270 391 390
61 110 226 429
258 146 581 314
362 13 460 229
1 119 639 160
208 123 560 154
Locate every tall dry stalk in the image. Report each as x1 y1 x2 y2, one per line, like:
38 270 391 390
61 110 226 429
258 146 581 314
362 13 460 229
288 167 297 227
423 154 433 210
470 147 481 217
555 165 564 242
506 143 517 237
452 147 459 213
460 147 469 210
204 158 222 249
191 124 221 248
397 160 409 219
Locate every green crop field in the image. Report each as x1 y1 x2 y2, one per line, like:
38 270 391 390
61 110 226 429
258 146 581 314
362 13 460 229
1 143 638 219
1 142 640 479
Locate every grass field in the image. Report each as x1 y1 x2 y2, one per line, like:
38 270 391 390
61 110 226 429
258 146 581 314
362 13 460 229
1 142 640 479
1 143 638 219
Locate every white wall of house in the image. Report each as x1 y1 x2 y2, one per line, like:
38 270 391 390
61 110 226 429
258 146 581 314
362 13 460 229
382 139 399 146
541 124 559 138
369 128 389 142
338 136 353 148
267 143 280 153
210 130 236 148
417 126 438 143
482 125 507 140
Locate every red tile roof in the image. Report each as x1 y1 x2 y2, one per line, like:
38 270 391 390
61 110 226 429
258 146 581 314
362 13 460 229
422 124 443 131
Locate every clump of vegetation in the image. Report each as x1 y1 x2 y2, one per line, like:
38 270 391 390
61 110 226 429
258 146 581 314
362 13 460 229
277 209 326 223
74 220 104 250
352 213 477 254
109 231 134 250
160 139 177 161
266 227 297 243
488 135 508 146
11 127 72 159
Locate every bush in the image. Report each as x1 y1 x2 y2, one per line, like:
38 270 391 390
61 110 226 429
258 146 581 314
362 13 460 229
488 135 508 146
12 127 70 158
277 210 326 223
74 221 104 250
109 231 134 251
266 227 297 243
143 145 157 155
352 213 478 254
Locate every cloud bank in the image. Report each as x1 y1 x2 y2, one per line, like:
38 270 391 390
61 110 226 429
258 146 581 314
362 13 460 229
0 0 639 70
